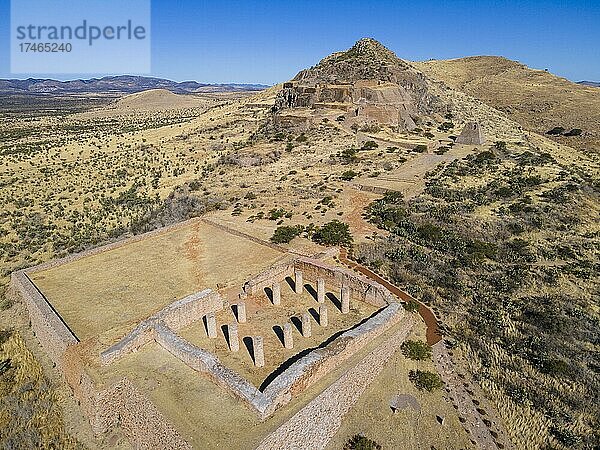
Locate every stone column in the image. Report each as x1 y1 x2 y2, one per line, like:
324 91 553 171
229 322 239 352
237 302 247 323
301 312 312 337
283 322 294 349
294 269 303 294
272 282 281 305
253 336 265 367
317 278 325 304
341 286 350 314
206 312 217 338
319 305 328 327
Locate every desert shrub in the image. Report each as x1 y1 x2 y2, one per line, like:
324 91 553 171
295 133 307 142
312 220 353 246
414 144 428 153
270 225 304 244
0 329 12 346
546 126 565 135
401 340 432 360
438 121 454 132
0 292 12 311
359 124 381 133
403 299 420 313
341 170 358 181
361 140 378 150
563 128 582 136
340 148 358 162
244 191 257 200
268 208 287 220
494 141 507 151
344 434 382 450
409 369 443 391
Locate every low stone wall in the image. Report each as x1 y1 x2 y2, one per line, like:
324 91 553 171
293 257 394 307
256 317 416 450
147 302 405 420
60 340 191 448
100 289 223 365
154 289 223 331
262 302 404 416
154 323 269 414
100 322 157 366
243 260 294 295
7 271 78 371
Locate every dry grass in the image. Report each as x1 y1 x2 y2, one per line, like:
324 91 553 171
0 331 82 449
415 56 600 152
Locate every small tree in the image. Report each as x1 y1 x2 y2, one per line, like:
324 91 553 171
271 225 304 244
312 220 353 246
409 369 443 391
401 340 432 361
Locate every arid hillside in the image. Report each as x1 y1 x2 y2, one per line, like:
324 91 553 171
414 56 600 152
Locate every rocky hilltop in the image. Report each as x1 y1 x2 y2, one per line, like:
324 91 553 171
274 38 446 131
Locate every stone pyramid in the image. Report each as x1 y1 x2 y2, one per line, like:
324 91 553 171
456 121 486 145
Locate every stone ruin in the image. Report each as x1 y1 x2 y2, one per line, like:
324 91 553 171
456 121 486 145
274 80 418 131
8 246 410 449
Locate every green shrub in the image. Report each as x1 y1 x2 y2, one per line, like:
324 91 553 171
438 121 454 132
343 434 382 450
546 126 565 135
409 369 443 391
564 128 582 136
312 220 353 246
403 300 420 313
270 225 304 244
401 340 432 360
361 140 379 150
341 170 358 181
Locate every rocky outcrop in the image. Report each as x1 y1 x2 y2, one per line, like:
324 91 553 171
273 38 448 130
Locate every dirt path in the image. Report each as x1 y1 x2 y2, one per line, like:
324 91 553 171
353 146 473 199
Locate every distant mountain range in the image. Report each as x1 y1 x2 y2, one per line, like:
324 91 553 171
0 75 269 96
577 81 600 87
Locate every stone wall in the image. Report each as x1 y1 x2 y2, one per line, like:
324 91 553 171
293 257 394 307
154 323 270 415
60 333 191 448
242 261 294 295
256 317 416 450
261 302 404 416
100 289 223 365
7 271 78 371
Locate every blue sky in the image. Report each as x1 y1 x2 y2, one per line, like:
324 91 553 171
1 0 599 83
